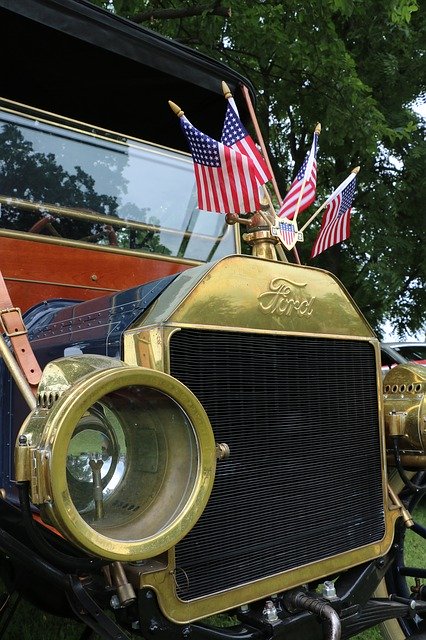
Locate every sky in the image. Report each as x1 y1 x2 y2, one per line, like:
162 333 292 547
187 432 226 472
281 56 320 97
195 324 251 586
381 102 425 343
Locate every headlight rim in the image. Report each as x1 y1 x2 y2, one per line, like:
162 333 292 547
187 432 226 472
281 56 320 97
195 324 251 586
39 365 216 561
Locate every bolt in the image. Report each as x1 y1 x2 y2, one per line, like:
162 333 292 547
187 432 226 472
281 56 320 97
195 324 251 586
262 600 278 622
110 595 120 609
239 604 249 613
322 581 337 599
18 435 27 446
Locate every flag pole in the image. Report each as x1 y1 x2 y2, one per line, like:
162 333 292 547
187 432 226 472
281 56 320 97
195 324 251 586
299 166 360 234
292 122 321 221
239 83 300 264
239 84 282 203
222 83 276 224
169 100 185 118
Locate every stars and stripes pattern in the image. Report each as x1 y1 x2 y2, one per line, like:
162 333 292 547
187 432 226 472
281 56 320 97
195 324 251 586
221 97 272 185
278 131 319 220
310 172 357 258
278 220 296 249
180 115 261 214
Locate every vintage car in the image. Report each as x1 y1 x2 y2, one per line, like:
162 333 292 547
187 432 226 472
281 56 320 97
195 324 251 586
0 1 424 639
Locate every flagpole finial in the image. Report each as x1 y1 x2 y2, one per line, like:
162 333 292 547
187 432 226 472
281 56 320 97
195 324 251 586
222 81 232 100
315 122 321 135
351 166 361 174
168 101 184 118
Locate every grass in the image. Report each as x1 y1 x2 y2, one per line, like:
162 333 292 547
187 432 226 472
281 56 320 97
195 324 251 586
0 501 424 639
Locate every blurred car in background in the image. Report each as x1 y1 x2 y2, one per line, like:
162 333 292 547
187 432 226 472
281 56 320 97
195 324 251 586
380 343 408 375
385 342 426 366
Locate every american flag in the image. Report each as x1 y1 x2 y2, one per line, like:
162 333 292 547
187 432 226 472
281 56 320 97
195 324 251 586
180 115 260 214
310 172 357 258
278 131 319 219
221 97 271 185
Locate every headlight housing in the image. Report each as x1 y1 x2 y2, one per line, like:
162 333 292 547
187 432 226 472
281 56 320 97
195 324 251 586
15 355 216 561
384 363 426 468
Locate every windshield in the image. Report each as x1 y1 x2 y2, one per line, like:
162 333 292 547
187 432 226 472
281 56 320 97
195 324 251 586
0 99 236 262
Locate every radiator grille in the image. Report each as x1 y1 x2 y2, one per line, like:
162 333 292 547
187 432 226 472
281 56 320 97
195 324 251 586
170 329 385 601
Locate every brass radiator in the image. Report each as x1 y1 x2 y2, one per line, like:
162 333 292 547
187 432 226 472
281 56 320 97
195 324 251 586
170 329 385 600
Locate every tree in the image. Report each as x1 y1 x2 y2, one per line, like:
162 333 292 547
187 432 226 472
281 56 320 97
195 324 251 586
93 0 425 337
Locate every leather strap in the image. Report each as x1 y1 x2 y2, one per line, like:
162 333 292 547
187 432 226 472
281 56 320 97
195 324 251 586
0 271 42 388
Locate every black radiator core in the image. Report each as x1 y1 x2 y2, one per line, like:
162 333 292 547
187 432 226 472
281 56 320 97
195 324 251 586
170 329 385 601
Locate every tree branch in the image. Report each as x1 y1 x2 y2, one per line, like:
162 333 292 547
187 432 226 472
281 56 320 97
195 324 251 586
132 3 231 23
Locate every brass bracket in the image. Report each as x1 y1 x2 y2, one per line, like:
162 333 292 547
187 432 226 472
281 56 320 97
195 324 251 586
388 483 414 527
387 410 408 437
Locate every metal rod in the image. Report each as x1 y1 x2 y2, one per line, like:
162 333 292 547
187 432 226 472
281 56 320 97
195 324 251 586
388 483 414 527
240 85 301 265
0 195 222 243
0 334 36 409
89 459 104 520
240 85 282 203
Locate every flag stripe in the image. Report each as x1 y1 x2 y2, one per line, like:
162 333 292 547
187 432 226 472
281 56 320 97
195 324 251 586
181 114 260 214
310 174 357 258
221 100 271 185
224 146 239 212
278 133 318 219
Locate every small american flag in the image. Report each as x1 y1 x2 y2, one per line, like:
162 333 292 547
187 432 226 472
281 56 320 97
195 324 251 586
221 97 271 185
278 131 319 219
310 172 357 258
180 115 261 214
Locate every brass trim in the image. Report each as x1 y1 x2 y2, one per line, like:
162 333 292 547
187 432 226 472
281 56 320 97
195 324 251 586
128 322 378 342
388 484 414 527
0 195 226 244
0 97 193 159
0 333 36 409
140 512 399 623
3 276 117 293
125 255 375 338
0 230 201 266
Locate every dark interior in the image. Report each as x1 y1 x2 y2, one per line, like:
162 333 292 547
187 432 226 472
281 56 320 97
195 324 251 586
0 0 254 149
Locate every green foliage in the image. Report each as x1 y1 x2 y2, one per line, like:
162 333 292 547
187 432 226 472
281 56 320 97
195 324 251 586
91 0 425 337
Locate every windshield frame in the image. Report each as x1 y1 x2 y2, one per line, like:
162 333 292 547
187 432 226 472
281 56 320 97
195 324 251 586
0 97 240 264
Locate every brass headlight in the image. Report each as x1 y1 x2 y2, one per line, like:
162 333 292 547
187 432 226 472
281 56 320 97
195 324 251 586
383 363 426 468
15 356 216 561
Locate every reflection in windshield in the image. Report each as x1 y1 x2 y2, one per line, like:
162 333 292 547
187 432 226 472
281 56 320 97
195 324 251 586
0 100 235 261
